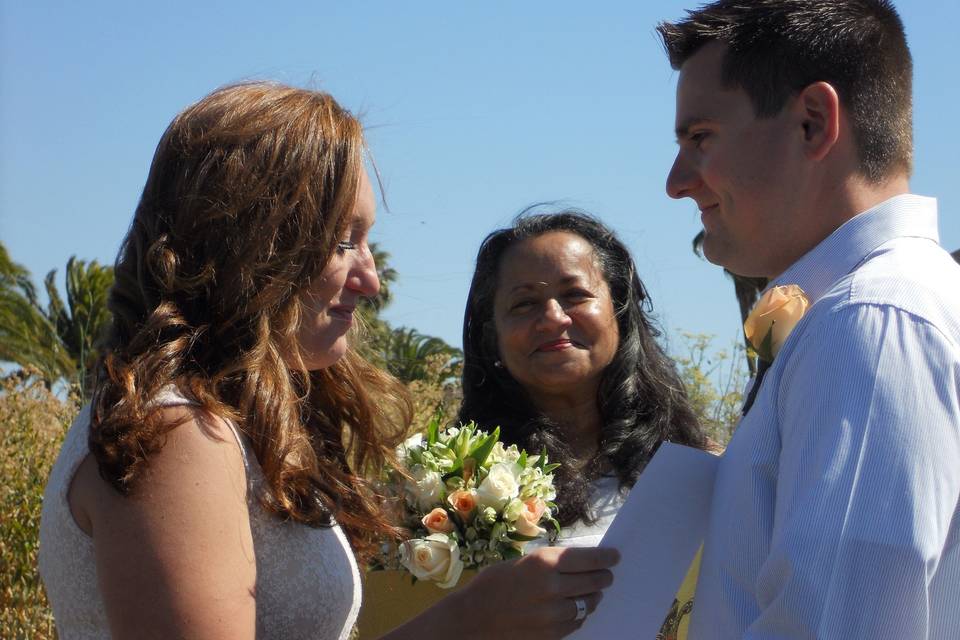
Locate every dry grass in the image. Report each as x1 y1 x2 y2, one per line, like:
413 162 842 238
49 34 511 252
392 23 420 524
407 354 462 429
0 372 77 639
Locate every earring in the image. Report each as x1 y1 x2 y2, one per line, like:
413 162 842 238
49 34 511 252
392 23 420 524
494 360 503 368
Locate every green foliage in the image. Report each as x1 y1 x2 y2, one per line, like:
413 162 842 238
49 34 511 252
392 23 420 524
376 327 461 385
0 372 78 639
0 242 114 396
674 332 749 447
0 245 75 387
356 242 462 391
359 243 398 315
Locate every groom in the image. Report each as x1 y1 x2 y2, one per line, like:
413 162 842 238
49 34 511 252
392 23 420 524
659 1 960 637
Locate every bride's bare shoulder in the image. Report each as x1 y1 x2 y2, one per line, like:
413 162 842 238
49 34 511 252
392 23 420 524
70 403 248 534
70 403 257 637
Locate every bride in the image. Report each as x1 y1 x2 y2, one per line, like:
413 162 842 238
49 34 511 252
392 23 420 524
458 210 710 637
39 82 618 640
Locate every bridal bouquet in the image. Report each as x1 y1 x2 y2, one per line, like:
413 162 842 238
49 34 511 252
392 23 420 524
381 419 559 589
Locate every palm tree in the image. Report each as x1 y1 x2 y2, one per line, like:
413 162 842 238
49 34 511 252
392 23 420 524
0 241 114 393
352 244 462 384
0 244 74 384
361 242 398 314
379 327 461 384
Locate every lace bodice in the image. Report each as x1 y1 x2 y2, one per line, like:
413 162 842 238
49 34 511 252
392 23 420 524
39 391 362 639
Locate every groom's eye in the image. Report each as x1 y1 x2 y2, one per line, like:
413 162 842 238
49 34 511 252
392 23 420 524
689 131 709 147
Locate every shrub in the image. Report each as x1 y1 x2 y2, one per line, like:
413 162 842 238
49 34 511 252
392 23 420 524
673 332 748 447
0 372 78 639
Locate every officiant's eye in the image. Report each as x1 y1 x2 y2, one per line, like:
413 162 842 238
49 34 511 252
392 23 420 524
336 240 357 253
564 288 592 303
509 299 536 312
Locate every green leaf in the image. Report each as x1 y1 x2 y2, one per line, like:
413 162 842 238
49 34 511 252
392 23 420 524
427 418 439 446
548 518 561 541
758 322 775 362
502 546 522 560
469 426 500 468
456 428 471 459
507 531 542 542
538 445 548 469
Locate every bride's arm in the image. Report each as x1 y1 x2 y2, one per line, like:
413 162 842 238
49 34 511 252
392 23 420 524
380 546 618 640
72 406 257 639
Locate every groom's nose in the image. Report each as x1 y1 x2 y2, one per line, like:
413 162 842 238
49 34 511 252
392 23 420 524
666 152 699 200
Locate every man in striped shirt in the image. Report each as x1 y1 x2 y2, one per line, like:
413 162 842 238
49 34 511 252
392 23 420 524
660 1 960 637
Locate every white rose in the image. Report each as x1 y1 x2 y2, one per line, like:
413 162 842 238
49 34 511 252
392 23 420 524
476 462 520 510
399 534 464 589
399 432 424 457
408 466 444 511
488 441 521 464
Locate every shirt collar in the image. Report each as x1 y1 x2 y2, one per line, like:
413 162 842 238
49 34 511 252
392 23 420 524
770 193 939 305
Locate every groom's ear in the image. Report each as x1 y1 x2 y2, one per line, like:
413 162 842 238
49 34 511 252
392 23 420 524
795 81 841 163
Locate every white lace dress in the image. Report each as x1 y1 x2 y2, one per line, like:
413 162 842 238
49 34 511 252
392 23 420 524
39 390 362 640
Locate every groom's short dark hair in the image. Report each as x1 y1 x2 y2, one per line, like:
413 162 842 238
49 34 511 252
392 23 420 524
657 0 913 183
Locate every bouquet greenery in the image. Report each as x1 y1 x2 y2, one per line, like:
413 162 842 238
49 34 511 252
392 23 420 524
382 419 560 588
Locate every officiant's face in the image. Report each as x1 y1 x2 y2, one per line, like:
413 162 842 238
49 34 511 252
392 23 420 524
492 231 619 405
666 42 805 279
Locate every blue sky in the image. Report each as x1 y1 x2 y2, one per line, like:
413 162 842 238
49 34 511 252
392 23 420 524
2 1 957 360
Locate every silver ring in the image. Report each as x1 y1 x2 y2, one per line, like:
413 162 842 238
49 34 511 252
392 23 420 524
574 597 587 622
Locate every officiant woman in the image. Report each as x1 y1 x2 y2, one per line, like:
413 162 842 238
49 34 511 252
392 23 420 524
458 211 710 635
38 82 618 640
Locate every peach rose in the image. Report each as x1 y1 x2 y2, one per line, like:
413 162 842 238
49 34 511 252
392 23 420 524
447 489 478 520
421 507 455 534
513 497 547 538
744 285 810 360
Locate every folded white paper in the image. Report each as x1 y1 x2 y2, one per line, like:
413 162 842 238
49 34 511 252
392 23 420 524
569 443 719 639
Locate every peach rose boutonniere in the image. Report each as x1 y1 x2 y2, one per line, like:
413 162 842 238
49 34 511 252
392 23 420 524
741 285 810 415
744 285 810 361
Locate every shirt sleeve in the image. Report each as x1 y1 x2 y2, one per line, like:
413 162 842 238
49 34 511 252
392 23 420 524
747 302 960 638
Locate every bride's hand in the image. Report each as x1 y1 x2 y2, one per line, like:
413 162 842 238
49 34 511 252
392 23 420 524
449 546 618 639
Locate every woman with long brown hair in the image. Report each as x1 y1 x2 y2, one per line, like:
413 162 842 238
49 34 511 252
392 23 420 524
38 82 617 640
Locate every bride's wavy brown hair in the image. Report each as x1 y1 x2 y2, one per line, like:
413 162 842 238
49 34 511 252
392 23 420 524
89 82 411 558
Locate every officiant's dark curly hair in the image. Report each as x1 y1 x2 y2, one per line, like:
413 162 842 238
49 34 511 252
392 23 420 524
458 211 707 526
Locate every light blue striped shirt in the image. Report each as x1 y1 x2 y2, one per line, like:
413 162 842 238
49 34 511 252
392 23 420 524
689 194 960 638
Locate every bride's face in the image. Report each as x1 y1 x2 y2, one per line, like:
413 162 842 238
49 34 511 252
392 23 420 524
492 231 620 405
293 170 379 370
